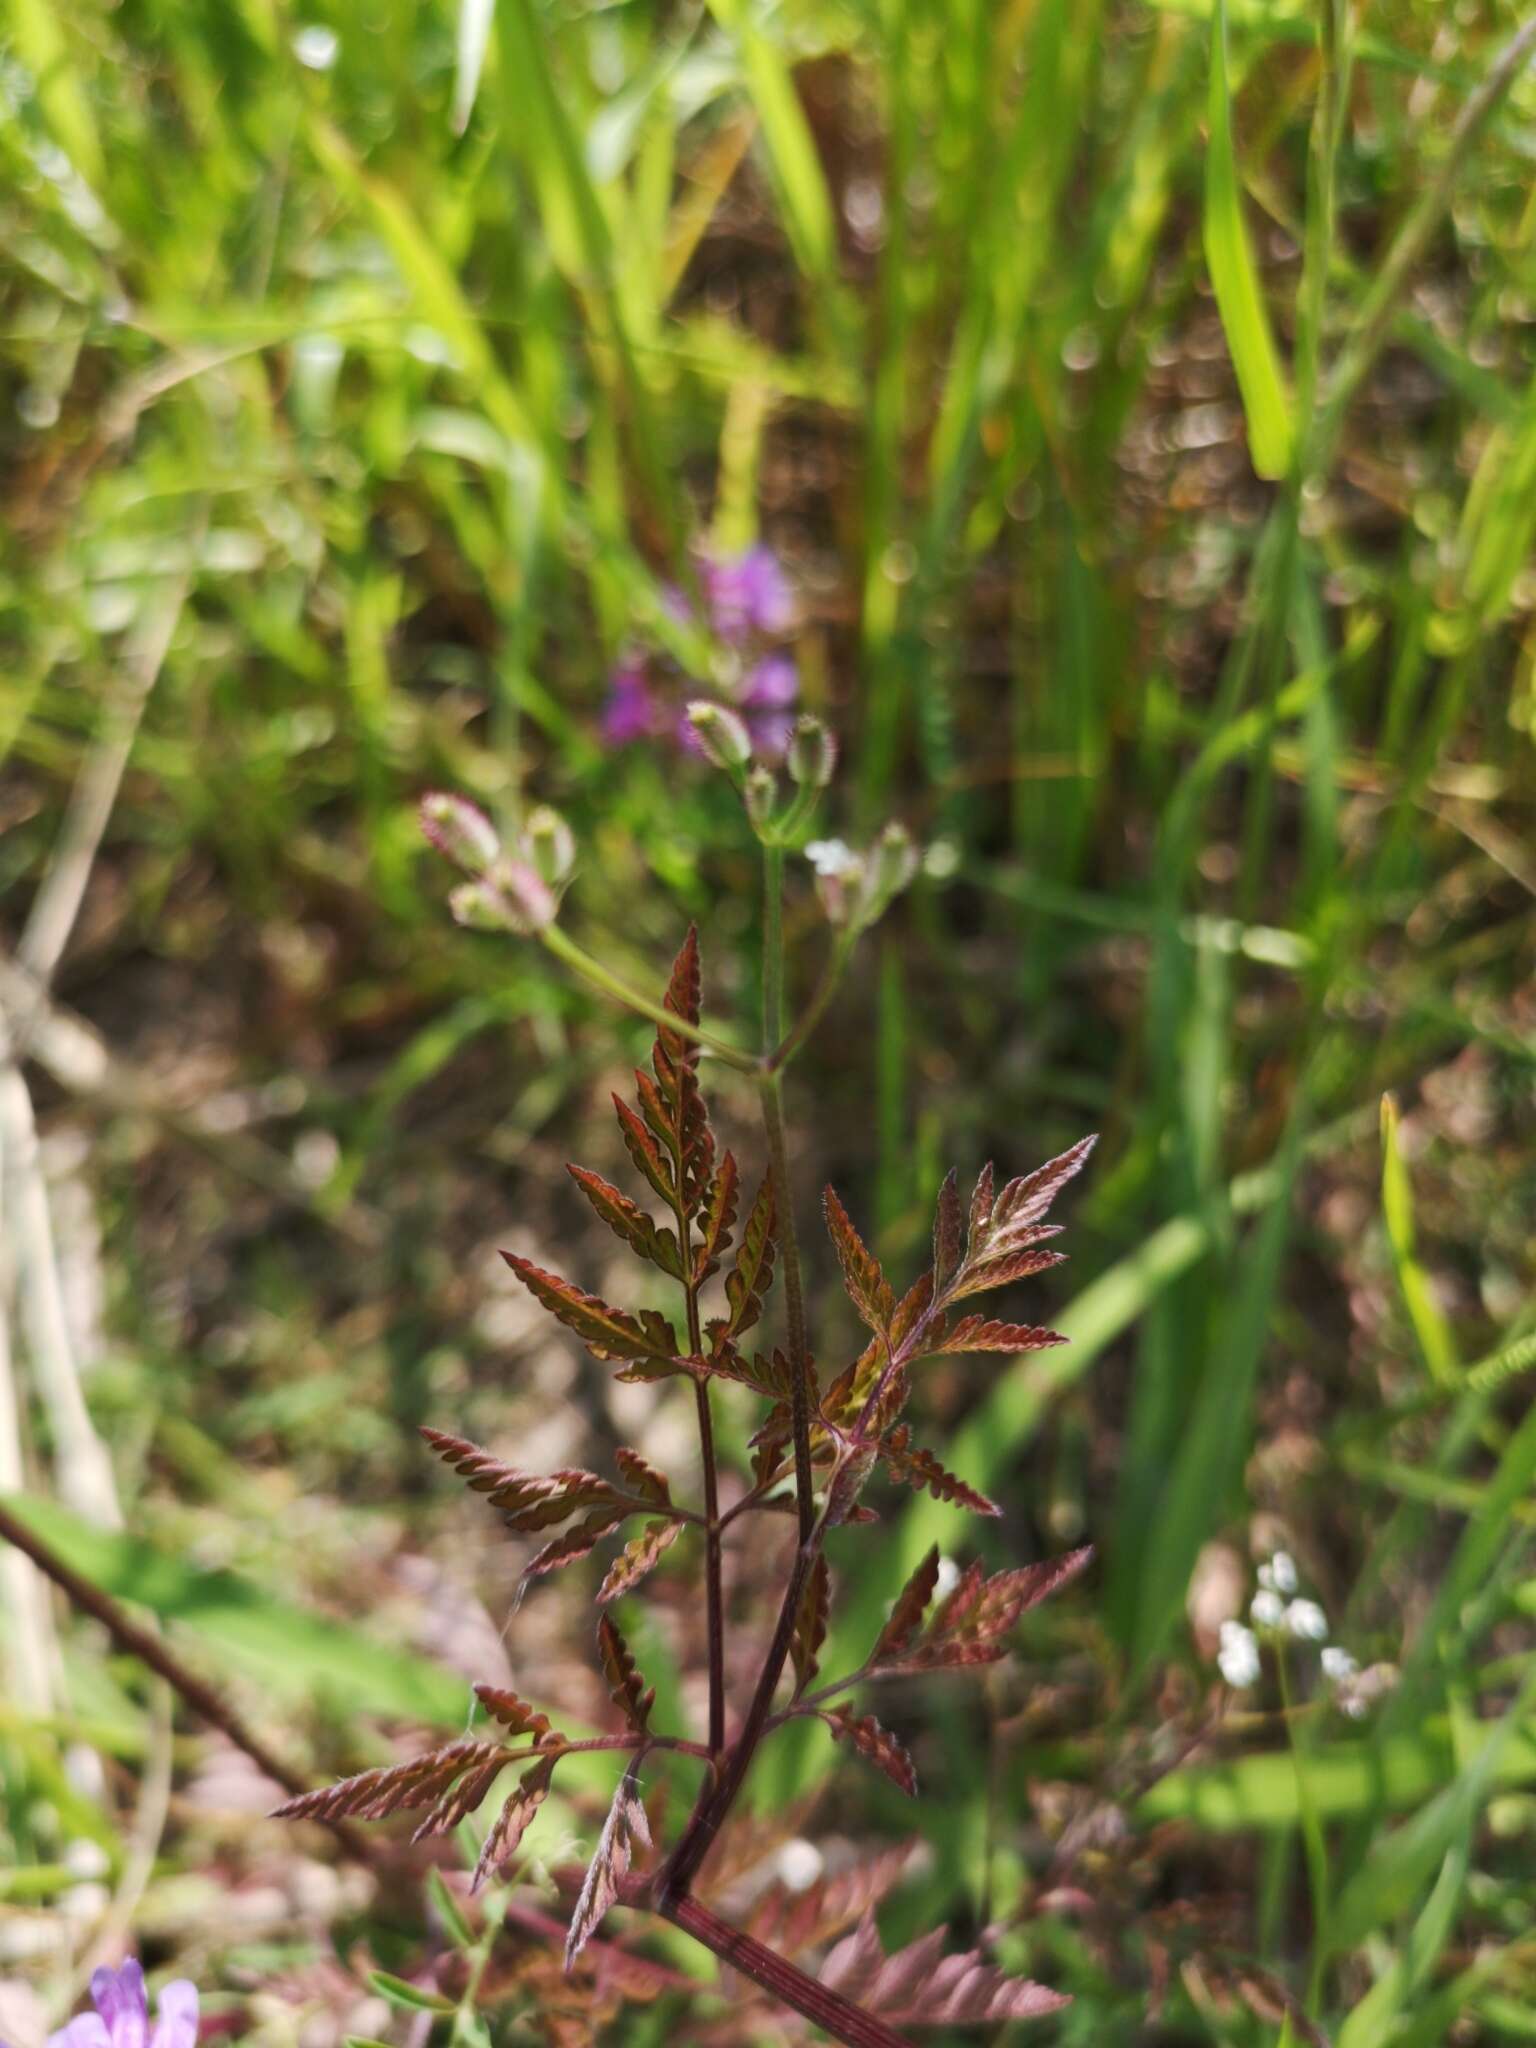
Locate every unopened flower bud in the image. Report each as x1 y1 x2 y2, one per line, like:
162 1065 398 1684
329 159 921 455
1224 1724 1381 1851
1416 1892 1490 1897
787 714 836 789
449 880 516 932
449 860 557 937
520 805 575 889
686 700 753 772
856 821 920 926
744 764 778 834
420 791 501 877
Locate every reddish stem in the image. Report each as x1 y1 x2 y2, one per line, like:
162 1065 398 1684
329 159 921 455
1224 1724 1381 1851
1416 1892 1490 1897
661 1891 914 2048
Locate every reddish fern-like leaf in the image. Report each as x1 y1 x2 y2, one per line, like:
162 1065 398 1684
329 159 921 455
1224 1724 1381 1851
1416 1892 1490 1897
526 1505 630 1577
823 1186 895 1335
473 1754 556 1891
650 928 715 1216
950 1138 1094 1301
613 1093 675 1207
500 1253 678 1366
567 1165 684 1281
413 1747 512 1841
944 1242 1066 1302
596 1518 683 1603
874 1547 1093 1674
876 1433 1011 1515
965 1162 994 1264
565 1758 652 1969
821 1273 932 1430
932 1168 963 1295
720 1175 777 1338
613 1448 671 1505
597 1614 654 1733
872 1545 943 1665
421 1427 623 1532
993 1134 1097 1233
819 1914 1069 2025
924 1313 1067 1355
272 1740 507 1828
821 1710 917 1797
473 1683 562 1750
747 1842 919 1959
694 1150 740 1283
790 1553 831 1696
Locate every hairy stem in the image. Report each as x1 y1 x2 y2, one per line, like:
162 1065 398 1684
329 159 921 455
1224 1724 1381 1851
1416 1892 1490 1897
659 1069 821 1900
686 1318 725 1754
661 1892 914 2048
658 854 823 1900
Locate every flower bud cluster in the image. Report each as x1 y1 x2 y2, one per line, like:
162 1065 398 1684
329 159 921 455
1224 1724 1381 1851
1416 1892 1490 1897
420 792 574 936
1214 1551 1382 1716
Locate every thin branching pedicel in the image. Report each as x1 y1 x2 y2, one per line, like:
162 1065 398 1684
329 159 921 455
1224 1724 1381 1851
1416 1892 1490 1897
277 745 1095 2046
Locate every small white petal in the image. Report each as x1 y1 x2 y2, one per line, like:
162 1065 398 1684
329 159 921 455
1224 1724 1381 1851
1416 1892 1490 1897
1269 1551 1298 1595
1321 1646 1357 1681
805 838 857 878
1217 1622 1260 1689
1285 1598 1329 1642
1250 1588 1286 1628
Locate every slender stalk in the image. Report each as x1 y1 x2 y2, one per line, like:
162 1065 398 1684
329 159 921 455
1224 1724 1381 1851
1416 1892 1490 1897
0 1495 370 1859
539 926 757 1070
681 1276 725 1755
771 931 856 1073
762 843 785 1049
661 1892 914 2048
658 853 824 1901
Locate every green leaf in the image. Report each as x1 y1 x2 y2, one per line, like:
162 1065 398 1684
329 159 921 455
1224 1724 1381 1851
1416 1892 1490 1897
368 1972 455 2014
1205 0 1293 478
428 1866 476 1949
1 1495 466 1724
1380 1093 1459 1389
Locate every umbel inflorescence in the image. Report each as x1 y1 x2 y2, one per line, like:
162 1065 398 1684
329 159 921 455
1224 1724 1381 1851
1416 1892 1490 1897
278 752 1095 2045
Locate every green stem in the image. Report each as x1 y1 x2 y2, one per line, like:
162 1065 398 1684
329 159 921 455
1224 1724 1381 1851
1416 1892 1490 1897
539 926 757 1069
762 843 785 1050
771 932 857 1072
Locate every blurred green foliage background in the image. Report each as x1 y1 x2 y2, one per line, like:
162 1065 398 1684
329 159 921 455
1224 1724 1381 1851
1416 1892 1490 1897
2 0 1536 2041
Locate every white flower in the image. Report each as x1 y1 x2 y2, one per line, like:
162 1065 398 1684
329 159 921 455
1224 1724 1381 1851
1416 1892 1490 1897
934 1555 961 1600
1284 1598 1329 1642
1217 1620 1261 1690
774 1838 824 1892
1249 1588 1286 1629
805 838 858 878
1269 1551 1298 1595
1321 1645 1358 1682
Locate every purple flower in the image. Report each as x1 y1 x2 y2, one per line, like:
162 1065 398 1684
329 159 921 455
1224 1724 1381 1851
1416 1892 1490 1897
703 546 794 641
602 659 660 745
49 1964 198 2048
602 542 799 757
741 653 798 756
